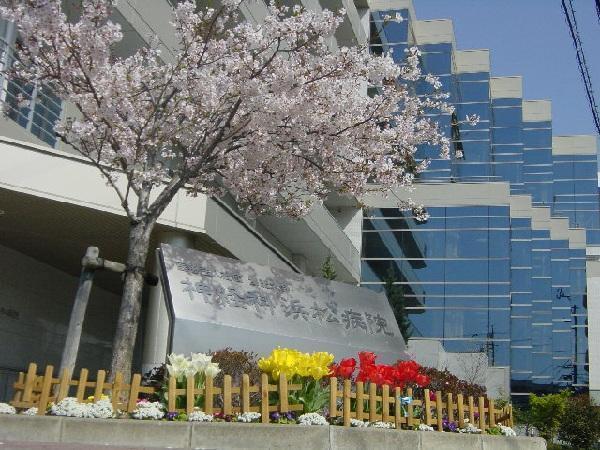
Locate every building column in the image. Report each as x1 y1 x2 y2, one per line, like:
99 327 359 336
587 256 600 404
142 231 194 373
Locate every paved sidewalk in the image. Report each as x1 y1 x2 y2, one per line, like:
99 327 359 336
0 442 193 450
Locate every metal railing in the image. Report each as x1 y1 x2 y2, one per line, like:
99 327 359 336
0 37 62 147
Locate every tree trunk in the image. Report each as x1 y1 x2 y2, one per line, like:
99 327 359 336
109 218 156 381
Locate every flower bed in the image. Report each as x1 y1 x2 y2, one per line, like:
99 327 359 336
7 347 517 437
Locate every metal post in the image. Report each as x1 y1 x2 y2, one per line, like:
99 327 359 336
59 247 98 376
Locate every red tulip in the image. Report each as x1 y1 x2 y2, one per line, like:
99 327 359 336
415 374 430 387
358 351 377 367
331 358 356 379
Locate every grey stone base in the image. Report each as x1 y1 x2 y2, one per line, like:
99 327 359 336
0 415 546 449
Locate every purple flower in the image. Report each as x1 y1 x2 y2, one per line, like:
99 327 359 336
285 411 295 421
270 412 280 421
166 411 178 421
442 418 458 432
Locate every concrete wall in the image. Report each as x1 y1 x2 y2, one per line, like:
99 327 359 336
0 244 120 399
0 416 547 449
328 206 362 253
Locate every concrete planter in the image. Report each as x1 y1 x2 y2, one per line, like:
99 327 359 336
0 415 546 449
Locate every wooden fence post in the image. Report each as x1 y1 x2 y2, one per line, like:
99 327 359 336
457 394 465 428
111 372 123 411
205 376 214 414
127 374 142 412
278 373 288 413
329 377 338 420
435 391 443 431
260 373 269 424
22 363 37 403
394 387 401 429
489 398 495 428
57 368 71 402
94 370 106 402
76 368 88 402
468 396 475 425
343 379 351 427
382 384 390 423
424 389 432 426
478 396 486 431
223 375 233 416
356 381 364 420
241 374 250 414
369 382 377 423
406 387 414 428
186 376 195 414
447 393 454 424
36 366 54 415
167 376 176 412
509 404 514 427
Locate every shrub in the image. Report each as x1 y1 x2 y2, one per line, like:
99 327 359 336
529 390 570 443
419 367 486 398
210 348 261 386
558 394 600 449
210 348 262 408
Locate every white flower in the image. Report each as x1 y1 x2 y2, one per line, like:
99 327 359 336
458 423 481 434
334 417 370 427
50 397 113 419
0 403 16 415
188 409 214 422
499 425 517 437
131 401 164 420
204 362 221 378
22 407 38 416
236 412 261 423
394 12 404 22
190 352 212 373
418 424 434 431
51 398 92 418
167 353 189 379
350 418 368 427
369 421 395 429
91 399 114 419
297 413 329 426
183 361 198 378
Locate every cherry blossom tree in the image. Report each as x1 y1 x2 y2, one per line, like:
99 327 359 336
0 0 453 378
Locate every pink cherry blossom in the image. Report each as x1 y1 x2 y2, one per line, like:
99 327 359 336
1 0 452 220
0 0 452 377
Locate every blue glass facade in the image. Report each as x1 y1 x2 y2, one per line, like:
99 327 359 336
364 7 598 401
523 119 553 206
362 206 511 365
553 151 600 244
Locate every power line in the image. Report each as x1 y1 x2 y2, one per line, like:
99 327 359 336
562 0 600 135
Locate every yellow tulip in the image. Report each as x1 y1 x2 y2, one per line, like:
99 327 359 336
259 347 336 380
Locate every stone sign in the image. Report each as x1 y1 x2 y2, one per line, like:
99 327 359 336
158 244 407 362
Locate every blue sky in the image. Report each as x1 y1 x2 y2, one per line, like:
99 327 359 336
413 0 600 137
